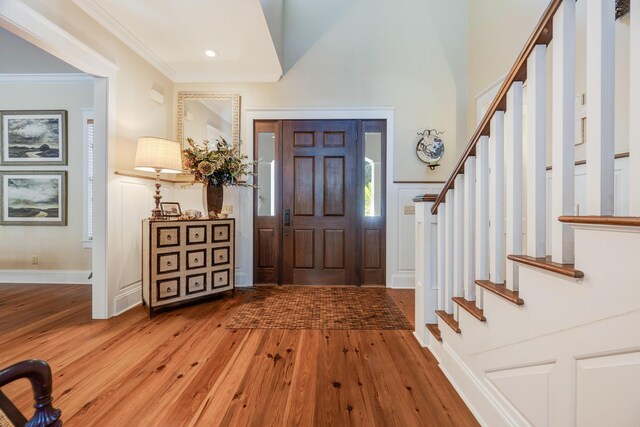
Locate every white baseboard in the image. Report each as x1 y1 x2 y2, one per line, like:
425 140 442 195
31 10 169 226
114 284 141 315
390 272 416 289
0 269 91 284
413 331 428 348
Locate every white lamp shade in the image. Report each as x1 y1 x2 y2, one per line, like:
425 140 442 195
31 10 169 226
134 137 183 173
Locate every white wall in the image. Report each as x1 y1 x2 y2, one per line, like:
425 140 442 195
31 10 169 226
175 0 468 182
0 78 93 272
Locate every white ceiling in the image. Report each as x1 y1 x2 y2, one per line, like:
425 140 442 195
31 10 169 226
72 0 284 82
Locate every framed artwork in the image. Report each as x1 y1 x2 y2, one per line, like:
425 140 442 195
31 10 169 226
161 202 182 219
0 110 68 165
0 171 67 226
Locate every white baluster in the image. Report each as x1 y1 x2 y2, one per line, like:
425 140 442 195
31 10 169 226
586 0 615 215
489 112 506 284
445 191 455 313
475 136 490 308
453 174 465 300
630 0 640 216
437 205 446 311
464 157 476 301
505 82 524 290
552 0 576 263
526 45 548 258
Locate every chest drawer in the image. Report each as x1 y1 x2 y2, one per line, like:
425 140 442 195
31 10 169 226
157 252 180 274
212 224 230 242
186 273 206 295
187 249 206 270
213 269 230 288
156 278 180 301
157 226 180 247
187 225 206 245
212 247 230 266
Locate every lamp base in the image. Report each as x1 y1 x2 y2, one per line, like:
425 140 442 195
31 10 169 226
151 169 163 219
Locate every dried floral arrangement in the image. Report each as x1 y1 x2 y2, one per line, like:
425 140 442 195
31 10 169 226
182 137 256 187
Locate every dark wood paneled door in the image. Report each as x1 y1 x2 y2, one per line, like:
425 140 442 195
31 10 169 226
282 120 357 285
254 119 386 286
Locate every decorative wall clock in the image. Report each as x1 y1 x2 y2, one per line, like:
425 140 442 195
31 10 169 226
416 128 444 171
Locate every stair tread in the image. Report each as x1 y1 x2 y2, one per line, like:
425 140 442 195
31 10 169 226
452 297 486 321
507 255 584 278
425 323 442 342
475 280 524 305
435 310 461 333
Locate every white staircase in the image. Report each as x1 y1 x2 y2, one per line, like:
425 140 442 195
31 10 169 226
413 0 640 425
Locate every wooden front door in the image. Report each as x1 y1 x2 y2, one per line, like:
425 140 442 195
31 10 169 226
282 120 357 285
253 119 386 286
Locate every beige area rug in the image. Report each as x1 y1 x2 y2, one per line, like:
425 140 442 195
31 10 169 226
226 286 412 330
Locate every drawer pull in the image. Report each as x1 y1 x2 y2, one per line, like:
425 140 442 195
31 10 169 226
218 232 223 237
195 282 199 287
194 258 199 263
219 255 224 259
218 277 223 282
167 261 172 266
167 235 172 240
195 233 199 238
166 287 171 292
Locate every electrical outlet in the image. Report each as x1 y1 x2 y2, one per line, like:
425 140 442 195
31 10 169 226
32 256 38 265
404 205 415 215
222 205 233 214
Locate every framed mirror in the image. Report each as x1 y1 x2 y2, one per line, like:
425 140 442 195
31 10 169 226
176 92 240 148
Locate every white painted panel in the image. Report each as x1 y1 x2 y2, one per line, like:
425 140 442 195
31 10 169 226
576 351 640 427
486 363 555 427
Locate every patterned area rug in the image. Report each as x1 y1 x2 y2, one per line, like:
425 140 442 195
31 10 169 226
226 286 412 330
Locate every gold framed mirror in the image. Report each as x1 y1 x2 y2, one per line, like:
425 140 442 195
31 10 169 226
176 92 240 148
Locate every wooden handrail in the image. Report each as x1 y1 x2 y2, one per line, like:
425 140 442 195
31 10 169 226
431 0 564 214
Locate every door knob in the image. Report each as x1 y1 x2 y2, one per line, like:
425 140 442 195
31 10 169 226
284 208 291 226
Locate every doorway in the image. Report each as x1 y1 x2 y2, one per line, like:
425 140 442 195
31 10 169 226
254 119 386 286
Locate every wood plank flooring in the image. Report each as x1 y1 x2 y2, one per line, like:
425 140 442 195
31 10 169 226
0 284 478 427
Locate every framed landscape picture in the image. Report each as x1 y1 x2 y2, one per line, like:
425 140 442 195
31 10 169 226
0 171 67 226
0 110 68 165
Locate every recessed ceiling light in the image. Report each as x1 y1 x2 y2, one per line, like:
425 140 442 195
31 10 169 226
204 50 217 58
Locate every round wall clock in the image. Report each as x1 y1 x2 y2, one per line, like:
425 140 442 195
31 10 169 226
416 129 445 170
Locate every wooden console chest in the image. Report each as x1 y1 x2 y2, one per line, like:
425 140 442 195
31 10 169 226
141 218 235 317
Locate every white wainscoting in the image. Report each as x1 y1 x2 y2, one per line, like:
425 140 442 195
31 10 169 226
388 182 444 288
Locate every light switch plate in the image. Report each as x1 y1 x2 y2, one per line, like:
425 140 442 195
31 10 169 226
404 205 415 215
222 205 233 214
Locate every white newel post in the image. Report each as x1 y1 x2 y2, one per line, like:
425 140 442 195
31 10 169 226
505 82 524 290
445 191 455 313
630 0 640 216
526 44 548 258
453 174 465 304
463 157 476 301
552 0 576 263
585 0 615 215
414 199 437 345
475 136 490 307
437 205 446 311
489 112 506 284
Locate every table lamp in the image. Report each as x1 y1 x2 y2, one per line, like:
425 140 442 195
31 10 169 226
134 137 183 219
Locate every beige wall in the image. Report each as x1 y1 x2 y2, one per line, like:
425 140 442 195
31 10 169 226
0 80 93 270
467 0 550 138
175 0 468 182
20 0 175 172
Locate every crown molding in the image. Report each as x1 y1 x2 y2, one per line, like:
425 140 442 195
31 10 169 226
0 73 94 83
70 0 176 81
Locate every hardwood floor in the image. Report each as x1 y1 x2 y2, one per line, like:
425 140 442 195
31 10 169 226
0 284 478 426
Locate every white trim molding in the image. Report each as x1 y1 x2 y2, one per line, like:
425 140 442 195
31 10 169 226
0 73 95 83
0 269 91 285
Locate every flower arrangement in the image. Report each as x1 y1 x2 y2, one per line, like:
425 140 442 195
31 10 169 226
182 137 256 187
